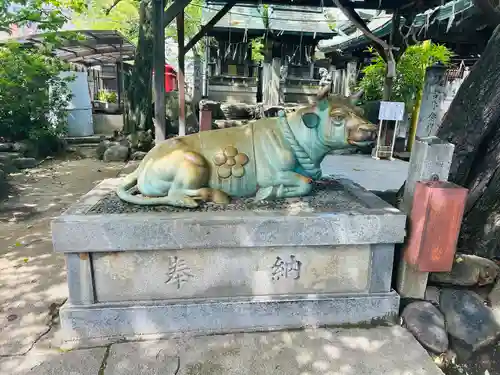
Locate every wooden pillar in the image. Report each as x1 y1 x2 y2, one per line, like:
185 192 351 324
177 12 186 136
202 36 209 97
199 109 212 132
262 57 281 106
153 0 166 142
344 61 357 97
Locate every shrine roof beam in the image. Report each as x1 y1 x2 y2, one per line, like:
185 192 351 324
184 0 237 53
163 0 192 29
207 0 444 13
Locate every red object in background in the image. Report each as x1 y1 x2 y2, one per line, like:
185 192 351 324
164 64 177 92
404 180 468 272
152 65 177 92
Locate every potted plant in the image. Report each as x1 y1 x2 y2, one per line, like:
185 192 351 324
94 90 119 113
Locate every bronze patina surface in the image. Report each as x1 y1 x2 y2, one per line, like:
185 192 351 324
116 87 377 208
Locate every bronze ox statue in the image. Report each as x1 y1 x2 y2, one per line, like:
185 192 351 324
117 86 377 208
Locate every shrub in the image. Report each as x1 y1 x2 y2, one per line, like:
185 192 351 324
358 42 453 107
0 42 73 146
96 90 118 103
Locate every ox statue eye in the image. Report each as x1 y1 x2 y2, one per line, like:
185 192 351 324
332 114 345 126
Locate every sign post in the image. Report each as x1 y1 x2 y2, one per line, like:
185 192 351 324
373 101 405 160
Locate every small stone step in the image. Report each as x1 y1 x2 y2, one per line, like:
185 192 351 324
72 143 101 148
64 135 113 145
0 152 22 162
13 157 38 169
0 143 13 152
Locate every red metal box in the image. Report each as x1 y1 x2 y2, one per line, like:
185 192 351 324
403 180 468 272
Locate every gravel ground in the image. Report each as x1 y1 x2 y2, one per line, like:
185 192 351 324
443 344 500 375
88 177 367 214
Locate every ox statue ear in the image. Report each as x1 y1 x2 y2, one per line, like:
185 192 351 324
348 89 364 106
301 112 320 129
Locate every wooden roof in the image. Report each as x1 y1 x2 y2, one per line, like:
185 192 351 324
225 0 445 13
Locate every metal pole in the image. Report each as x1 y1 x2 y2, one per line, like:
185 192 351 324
117 39 123 112
389 120 399 160
372 119 384 160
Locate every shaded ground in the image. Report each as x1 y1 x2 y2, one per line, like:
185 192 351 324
0 156 129 357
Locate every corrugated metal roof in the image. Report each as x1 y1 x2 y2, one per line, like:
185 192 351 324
1 30 135 66
202 4 265 30
270 6 334 34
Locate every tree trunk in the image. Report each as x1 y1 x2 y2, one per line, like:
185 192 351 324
123 0 154 134
382 75 393 101
435 24 500 258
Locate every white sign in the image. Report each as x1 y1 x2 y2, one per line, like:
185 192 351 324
378 101 405 121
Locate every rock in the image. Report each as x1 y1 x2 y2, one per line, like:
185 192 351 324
199 99 224 119
12 157 37 169
96 140 111 160
0 152 21 162
440 289 500 355
0 143 13 152
12 141 28 154
214 119 250 129
425 286 441 305
127 130 153 152
263 105 285 118
489 279 500 306
131 151 147 161
429 254 499 286
103 144 130 162
220 103 257 120
0 152 21 172
402 301 449 353
12 140 37 156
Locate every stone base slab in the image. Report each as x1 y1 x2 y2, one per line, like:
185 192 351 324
59 291 399 347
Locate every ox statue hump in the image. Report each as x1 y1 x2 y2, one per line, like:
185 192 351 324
116 86 377 208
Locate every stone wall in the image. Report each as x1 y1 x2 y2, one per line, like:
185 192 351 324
92 114 124 135
207 76 258 104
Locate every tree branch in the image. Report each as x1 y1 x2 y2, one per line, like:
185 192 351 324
332 0 395 62
104 0 123 15
473 0 500 28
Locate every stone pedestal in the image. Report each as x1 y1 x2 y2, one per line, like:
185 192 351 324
396 137 455 298
52 177 405 347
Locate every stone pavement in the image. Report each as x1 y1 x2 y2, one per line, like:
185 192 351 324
0 154 444 375
321 154 408 192
0 326 443 375
0 156 127 358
